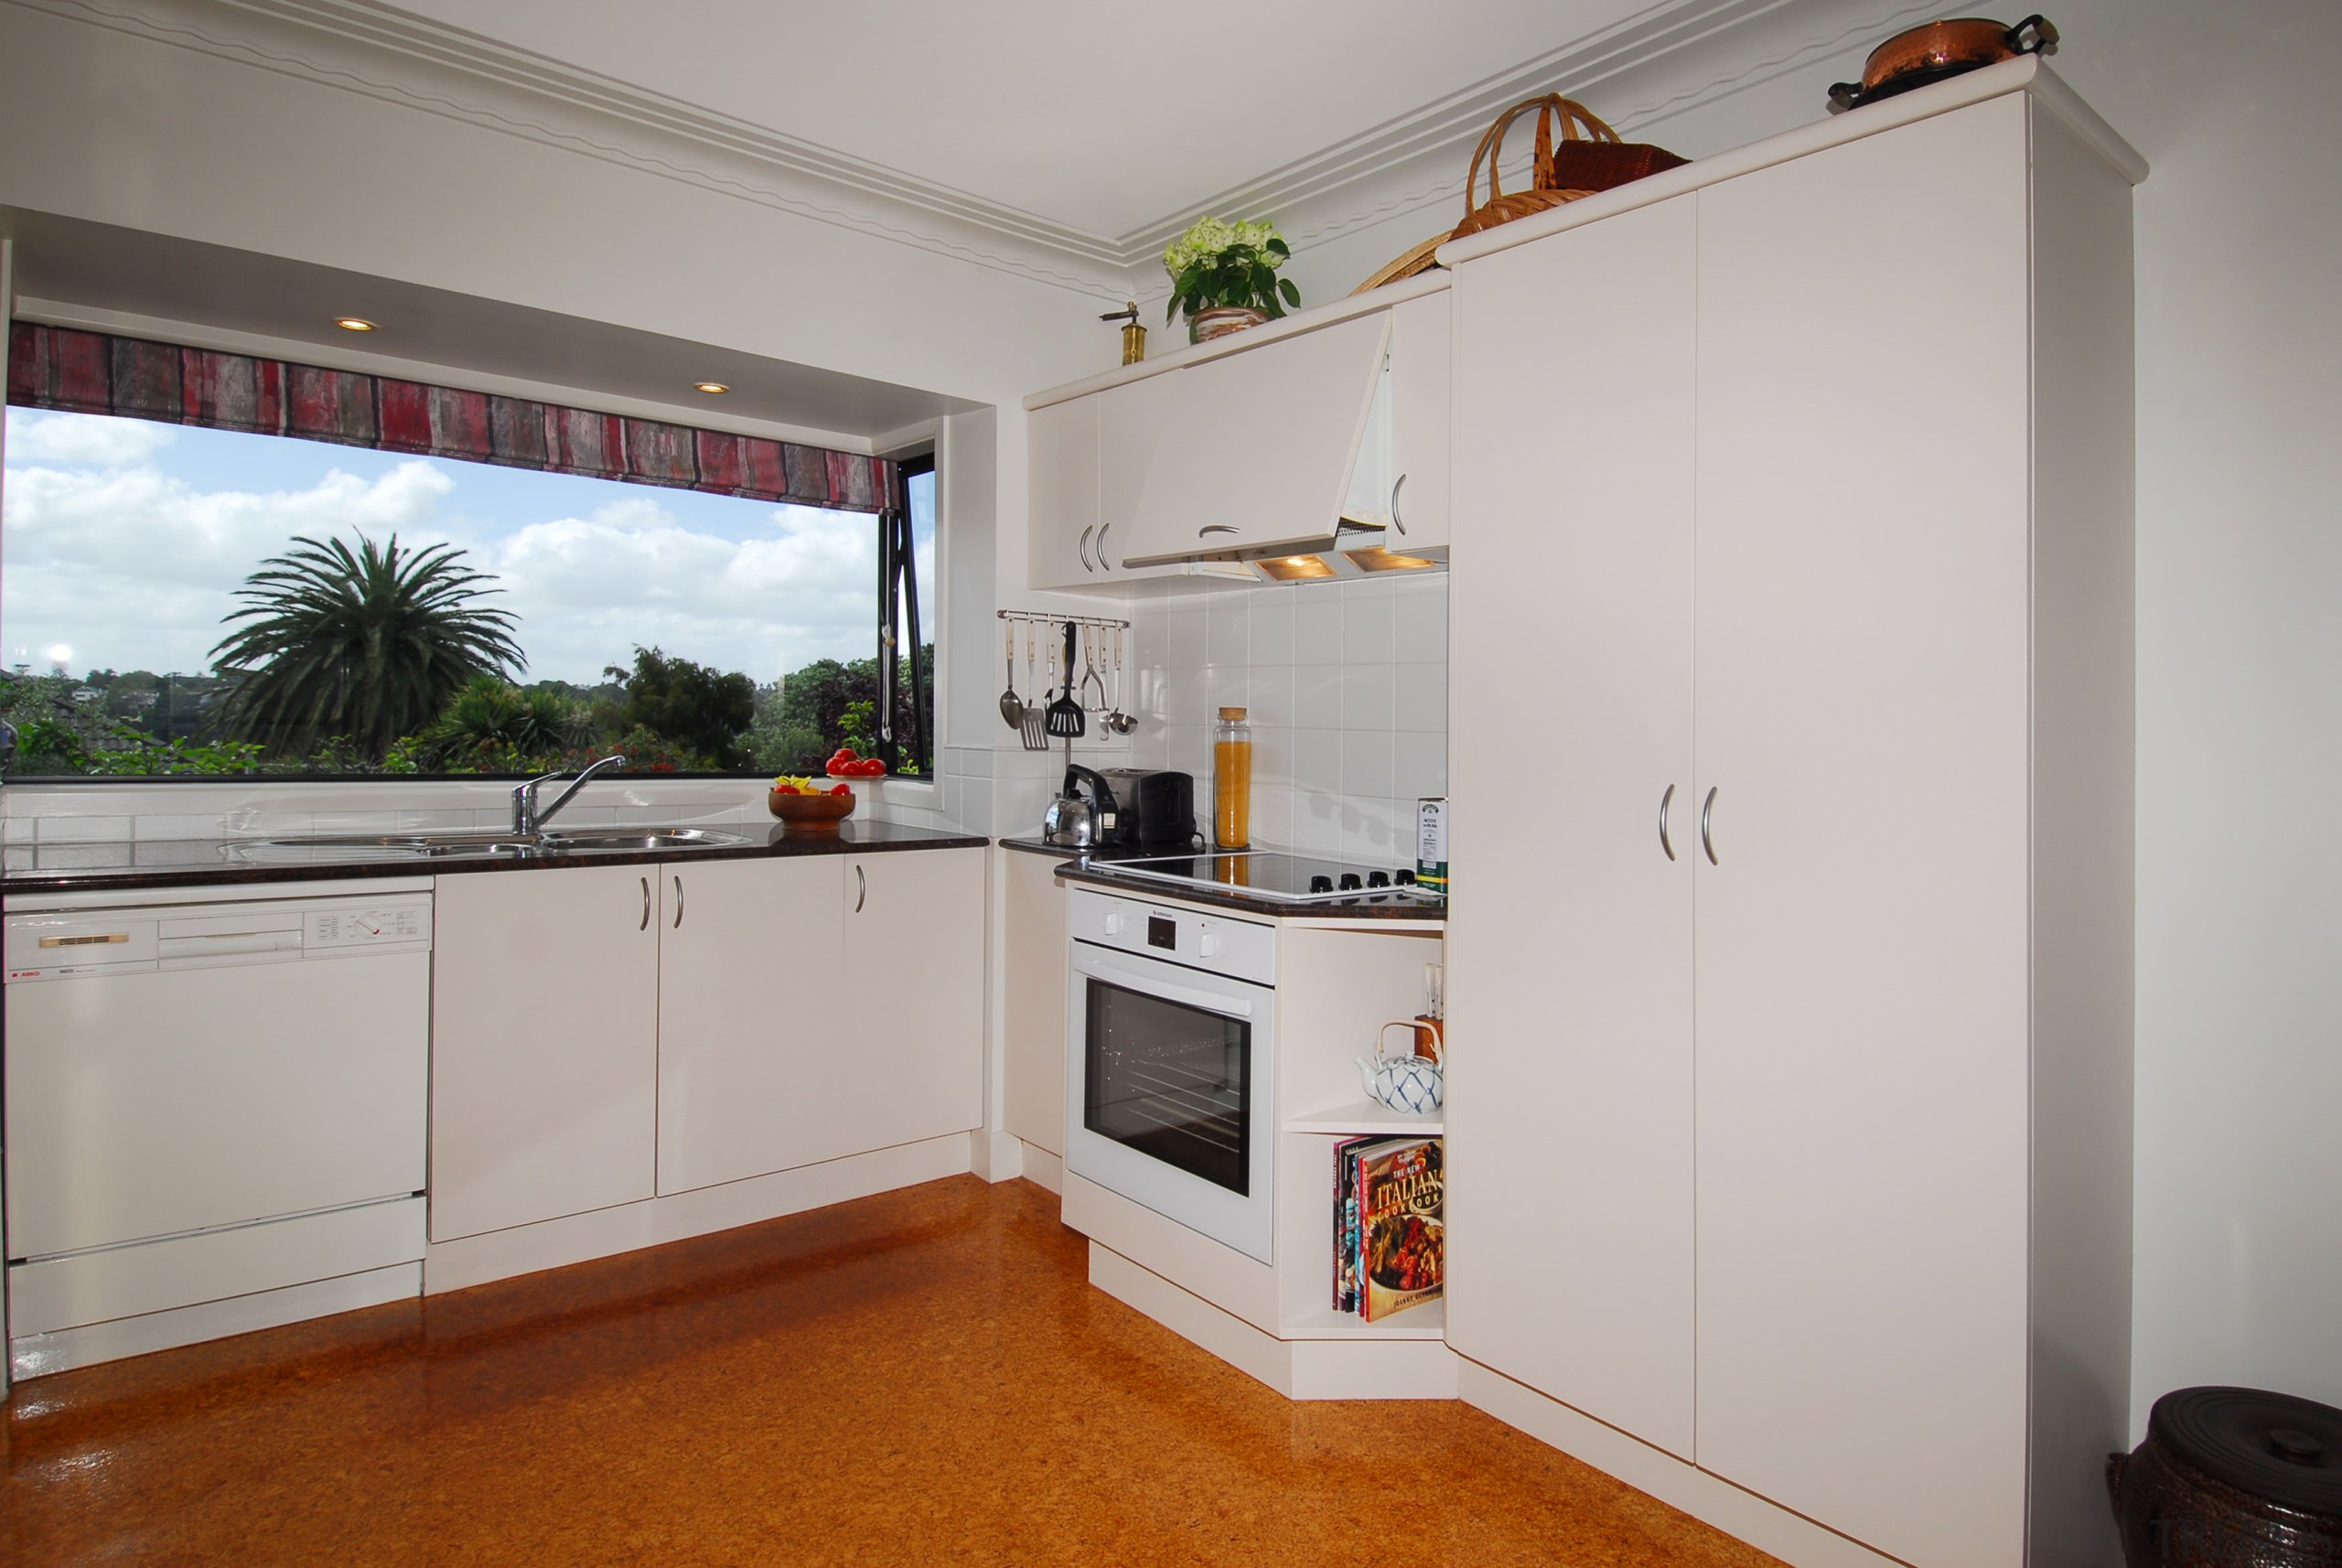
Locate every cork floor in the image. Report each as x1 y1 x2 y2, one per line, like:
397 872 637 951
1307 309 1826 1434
1 1176 1784 1567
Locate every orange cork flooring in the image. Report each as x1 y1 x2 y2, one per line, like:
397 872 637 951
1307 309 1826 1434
1 1176 1783 1566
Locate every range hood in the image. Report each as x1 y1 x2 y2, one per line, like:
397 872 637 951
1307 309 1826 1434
1110 307 1445 585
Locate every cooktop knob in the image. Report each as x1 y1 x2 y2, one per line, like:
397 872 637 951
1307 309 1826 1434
1367 871 1390 888
1338 873 1362 892
1309 875 1334 894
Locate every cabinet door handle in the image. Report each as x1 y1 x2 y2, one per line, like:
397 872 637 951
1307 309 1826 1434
1198 524 1239 537
1391 471 1408 536
1701 787 1719 865
854 865 867 914
1079 525 1096 572
1096 521 1111 571
639 875 650 930
672 874 684 928
1658 784 1676 862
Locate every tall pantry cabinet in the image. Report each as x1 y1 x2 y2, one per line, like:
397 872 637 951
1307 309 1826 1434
1444 69 2142 1568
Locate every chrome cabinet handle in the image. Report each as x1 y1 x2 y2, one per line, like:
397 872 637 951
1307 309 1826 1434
1096 521 1111 571
1701 787 1719 865
1659 784 1676 862
672 874 684 928
854 865 867 914
1198 524 1239 537
1079 524 1096 572
639 875 650 930
1391 472 1408 535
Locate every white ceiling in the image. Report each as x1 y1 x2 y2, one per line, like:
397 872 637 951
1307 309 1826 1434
382 0 1660 242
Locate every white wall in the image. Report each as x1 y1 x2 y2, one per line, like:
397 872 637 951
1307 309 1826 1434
1282 0 2342 1436
1127 575 1446 860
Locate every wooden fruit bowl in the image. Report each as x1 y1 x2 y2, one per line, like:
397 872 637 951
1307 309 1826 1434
768 789 854 836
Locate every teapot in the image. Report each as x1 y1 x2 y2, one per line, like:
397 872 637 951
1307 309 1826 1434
1358 1023 1445 1114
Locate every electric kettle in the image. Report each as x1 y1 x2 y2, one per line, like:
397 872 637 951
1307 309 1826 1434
1041 765 1115 848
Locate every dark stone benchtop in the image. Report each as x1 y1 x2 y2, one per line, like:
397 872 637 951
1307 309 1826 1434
1 821 987 897
999 837 1445 924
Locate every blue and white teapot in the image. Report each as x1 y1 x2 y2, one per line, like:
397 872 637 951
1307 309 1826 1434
1358 1022 1445 1115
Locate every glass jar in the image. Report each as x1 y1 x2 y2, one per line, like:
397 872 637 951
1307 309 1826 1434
1213 706 1252 850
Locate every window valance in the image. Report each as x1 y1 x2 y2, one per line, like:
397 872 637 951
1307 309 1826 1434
5 322 900 513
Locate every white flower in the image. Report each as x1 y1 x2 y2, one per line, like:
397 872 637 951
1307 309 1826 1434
1164 215 1285 277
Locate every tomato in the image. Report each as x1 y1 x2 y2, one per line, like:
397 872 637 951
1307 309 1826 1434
830 783 852 797
832 746 856 762
860 758 886 777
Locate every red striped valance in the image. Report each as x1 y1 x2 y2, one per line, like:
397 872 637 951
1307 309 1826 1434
5 322 899 512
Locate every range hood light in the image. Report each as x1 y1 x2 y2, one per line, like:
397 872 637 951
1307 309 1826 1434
334 317 377 332
1253 553 1336 582
1342 545 1440 573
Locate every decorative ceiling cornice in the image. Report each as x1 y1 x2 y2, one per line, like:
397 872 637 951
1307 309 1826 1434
6 0 1926 303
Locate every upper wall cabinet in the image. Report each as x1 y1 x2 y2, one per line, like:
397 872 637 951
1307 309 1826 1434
1026 293 1442 593
1341 291 1452 551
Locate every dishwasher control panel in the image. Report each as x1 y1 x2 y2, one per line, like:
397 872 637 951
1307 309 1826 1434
5 896 432 981
306 906 431 948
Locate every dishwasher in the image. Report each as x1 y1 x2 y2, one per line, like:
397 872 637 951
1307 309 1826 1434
4 881 433 1378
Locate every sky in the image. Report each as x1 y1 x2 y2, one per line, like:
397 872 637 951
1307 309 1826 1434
1 408 934 687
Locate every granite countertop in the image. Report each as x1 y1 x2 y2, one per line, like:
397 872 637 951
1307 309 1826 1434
1004 837 1445 924
1 821 987 897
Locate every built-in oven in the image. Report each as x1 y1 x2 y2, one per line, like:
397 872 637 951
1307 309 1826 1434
1064 888 1276 1263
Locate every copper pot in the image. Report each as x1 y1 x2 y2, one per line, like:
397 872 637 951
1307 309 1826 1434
1829 16 2057 112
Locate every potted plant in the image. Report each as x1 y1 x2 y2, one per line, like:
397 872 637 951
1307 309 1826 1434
1163 217 1302 342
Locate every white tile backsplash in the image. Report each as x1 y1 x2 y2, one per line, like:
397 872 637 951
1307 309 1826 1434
1132 575 1447 862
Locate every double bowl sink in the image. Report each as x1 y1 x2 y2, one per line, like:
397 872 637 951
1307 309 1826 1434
225 827 750 865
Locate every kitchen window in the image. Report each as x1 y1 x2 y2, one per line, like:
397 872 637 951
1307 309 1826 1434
0 325 933 781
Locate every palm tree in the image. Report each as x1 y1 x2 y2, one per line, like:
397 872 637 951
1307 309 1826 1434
210 534 524 759
417 675 592 768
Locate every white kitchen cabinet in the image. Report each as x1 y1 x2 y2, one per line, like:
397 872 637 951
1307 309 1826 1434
1445 77 2138 1568
429 864 660 1242
833 847 986 1160
1026 393 1101 592
1342 291 1453 550
1445 194 1698 1459
1001 848 1069 1159
654 855 844 1195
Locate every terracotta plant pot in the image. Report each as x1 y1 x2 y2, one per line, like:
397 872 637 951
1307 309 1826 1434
768 789 854 836
1188 306 1269 343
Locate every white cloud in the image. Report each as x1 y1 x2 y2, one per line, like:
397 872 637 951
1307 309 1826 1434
5 408 177 467
1 453 909 685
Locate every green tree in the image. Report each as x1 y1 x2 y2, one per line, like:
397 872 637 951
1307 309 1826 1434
414 674 593 769
210 534 523 760
756 647 930 775
606 647 755 769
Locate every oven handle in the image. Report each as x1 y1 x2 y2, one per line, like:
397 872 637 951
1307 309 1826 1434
1074 949 1258 1019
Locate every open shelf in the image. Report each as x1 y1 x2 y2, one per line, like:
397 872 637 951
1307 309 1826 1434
1282 1098 1444 1136
1284 1298 1446 1341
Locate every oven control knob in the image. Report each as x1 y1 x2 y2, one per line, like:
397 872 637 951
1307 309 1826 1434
1309 875 1334 894
1338 873 1362 892
1102 911 1126 936
1199 929 1222 958
1367 871 1390 888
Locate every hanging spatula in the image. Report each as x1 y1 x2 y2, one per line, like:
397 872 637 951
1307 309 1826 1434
1045 619 1087 738
1019 622 1051 750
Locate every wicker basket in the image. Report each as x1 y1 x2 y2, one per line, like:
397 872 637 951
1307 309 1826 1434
1352 94 1600 294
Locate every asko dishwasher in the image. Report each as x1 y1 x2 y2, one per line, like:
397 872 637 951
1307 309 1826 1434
3 879 433 1378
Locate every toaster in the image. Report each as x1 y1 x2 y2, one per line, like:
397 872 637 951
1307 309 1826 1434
1096 768 1197 852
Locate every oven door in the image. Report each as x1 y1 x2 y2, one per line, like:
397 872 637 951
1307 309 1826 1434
1064 940 1276 1264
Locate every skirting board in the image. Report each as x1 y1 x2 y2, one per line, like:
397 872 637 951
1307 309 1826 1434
10 1262 421 1380
969 1127 1026 1184
1090 1243 1458 1402
424 1133 972 1294
1458 1360 1902 1568
1017 1142 1063 1195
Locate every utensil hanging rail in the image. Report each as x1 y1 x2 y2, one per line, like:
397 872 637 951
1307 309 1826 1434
996 610 1130 631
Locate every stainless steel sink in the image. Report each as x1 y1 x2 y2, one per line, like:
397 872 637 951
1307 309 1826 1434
224 827 748 864
537 830 748 854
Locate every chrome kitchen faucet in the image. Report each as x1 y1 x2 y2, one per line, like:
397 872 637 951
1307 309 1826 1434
511 755 628 836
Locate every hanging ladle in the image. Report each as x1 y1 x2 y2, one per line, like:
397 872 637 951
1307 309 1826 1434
999 621 1024 730
1105 624 1136 735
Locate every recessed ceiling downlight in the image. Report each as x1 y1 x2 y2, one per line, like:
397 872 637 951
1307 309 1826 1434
694 381 731 394
334 317 378 332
